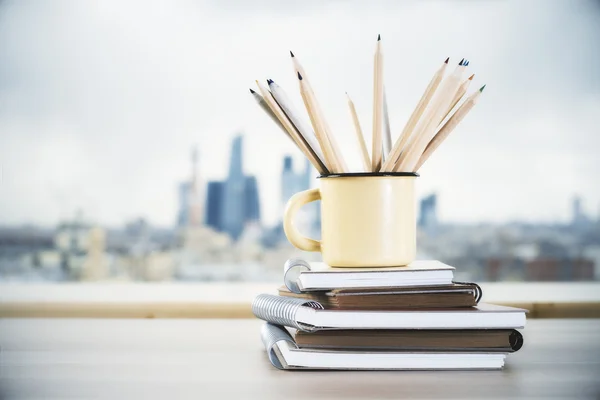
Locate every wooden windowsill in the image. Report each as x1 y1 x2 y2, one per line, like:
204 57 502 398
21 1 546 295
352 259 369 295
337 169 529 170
0 282 599 318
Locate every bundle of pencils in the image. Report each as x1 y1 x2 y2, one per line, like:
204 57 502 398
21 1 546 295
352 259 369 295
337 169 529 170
250 36 485 174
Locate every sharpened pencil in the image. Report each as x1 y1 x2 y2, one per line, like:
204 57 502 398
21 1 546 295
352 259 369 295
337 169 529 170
414 85 485 171
249 88 290 138
371 35 384 172
291 52 348 172
441 73 474 123
381 58 448 172
255 80 329 175
395 59 467 172
296 72 339 173
268 79 328 168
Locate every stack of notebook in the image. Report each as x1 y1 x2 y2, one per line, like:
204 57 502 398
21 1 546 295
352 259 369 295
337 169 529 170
253 260 526 370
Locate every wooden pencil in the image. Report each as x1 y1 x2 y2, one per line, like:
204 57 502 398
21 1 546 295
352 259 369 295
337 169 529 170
395 59 467 172
249 88 289 138
371 35 384 172
296 72 339 173
381 58 448 172
268 79 328 168
382 87 392 162
441 73 474 123
291 52 348 172
346 92 371 172
414 85 485 171
255 80 329 175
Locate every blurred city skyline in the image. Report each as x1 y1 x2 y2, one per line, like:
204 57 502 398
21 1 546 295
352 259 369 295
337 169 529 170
1 0 599 228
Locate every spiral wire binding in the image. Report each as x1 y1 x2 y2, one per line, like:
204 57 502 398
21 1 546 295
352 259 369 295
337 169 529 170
283 258 311 294
260 323 297 370
252 293 324 332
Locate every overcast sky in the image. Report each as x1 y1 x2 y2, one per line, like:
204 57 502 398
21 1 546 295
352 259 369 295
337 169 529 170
0 0 599 227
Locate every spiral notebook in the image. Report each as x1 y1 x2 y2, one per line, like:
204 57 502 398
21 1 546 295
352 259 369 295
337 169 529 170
292 328 523 352
285 260 455 291
277 282 481 310
261 323 508 370
252 294 527 332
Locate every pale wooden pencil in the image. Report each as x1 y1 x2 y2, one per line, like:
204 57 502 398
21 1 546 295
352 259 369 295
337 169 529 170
268 79 328 168
296 72 339 173
291 52 348 172
255 80 329 175
381 58 448 172
249 88 289 138
346 92 371 172
395 59 467 172
414 85 485 171
382 87 392 163
441 73 474 123
371 35 384 172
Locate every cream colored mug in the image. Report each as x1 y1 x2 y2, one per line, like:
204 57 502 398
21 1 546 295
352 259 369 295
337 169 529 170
283 173 417 267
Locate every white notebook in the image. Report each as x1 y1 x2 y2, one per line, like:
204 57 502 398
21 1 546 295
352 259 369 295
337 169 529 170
253 294 527 331
261 323 507 370
292 260 454 291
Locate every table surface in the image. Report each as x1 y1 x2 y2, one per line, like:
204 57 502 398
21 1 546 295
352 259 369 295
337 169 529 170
1 319 599 399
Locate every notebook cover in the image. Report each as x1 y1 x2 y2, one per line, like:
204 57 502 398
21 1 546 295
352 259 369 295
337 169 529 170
261 323 510 370
292 328 523 352
278 282 481 310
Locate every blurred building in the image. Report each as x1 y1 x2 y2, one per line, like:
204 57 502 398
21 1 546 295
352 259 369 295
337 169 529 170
418 193 438 232
205 181 225 231
206 134 261 241
263 156 318 248
571 195 593 227
177 146 204 228
244 176 261 222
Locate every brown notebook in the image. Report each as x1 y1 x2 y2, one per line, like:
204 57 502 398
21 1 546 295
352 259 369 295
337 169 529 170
293 329 523 352
277 282 481 310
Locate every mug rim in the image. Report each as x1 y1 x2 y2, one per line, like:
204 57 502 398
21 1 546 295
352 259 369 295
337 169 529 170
318 172 419 178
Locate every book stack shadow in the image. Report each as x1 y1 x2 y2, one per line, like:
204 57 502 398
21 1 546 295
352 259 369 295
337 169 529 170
253 260 526 370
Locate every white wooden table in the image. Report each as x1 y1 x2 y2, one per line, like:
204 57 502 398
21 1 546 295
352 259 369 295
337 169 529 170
1 319 599 399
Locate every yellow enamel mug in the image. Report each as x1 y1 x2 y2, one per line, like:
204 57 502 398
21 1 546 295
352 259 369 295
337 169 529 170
283 173 418 267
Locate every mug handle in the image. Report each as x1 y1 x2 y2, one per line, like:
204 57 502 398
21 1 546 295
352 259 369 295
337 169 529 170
283 188 321 252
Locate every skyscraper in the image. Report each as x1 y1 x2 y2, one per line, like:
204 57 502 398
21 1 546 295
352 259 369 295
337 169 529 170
216 134 262 241
177 146 204 227
244 176 260 222
205 181 225 232
222 136 246 240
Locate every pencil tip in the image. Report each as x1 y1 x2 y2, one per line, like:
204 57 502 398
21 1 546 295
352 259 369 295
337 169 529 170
297 71 303 80
290 50 295 57
465 60 470 66
377 34 381 41
249 88 255 94
444 57 449 64
459 58 465 66
267 79 273 85
479 84 486 92
468 74 475 80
